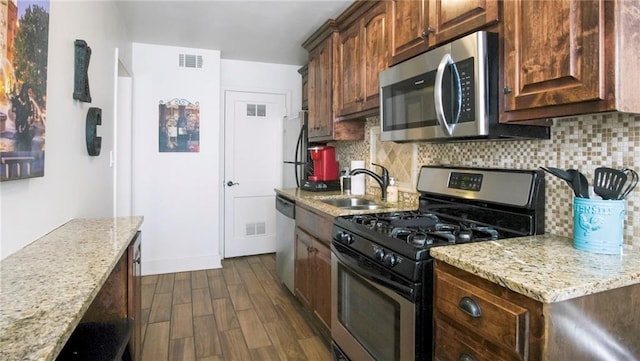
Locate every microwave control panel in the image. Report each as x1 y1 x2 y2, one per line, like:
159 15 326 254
456 57 475 123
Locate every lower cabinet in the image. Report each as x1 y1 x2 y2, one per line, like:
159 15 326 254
434 261 640 360
294 204 333 337
57 231 142 361
128 232 142 361
434 261 540 361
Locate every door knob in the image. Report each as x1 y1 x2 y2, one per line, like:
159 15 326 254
226 181 239 187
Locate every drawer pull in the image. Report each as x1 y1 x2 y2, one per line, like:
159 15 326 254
458 296 482 318
458 353 476 361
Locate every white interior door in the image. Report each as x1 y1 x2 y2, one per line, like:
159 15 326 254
224 91 285 258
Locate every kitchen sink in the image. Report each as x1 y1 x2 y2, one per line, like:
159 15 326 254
319 197 388 210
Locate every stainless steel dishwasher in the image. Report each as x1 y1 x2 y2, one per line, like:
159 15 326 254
275 195 295 293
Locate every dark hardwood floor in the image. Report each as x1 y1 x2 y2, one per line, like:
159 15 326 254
140 253 332 361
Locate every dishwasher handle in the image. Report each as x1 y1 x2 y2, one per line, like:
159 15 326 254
275 195 295 219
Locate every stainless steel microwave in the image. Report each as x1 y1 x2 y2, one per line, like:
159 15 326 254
379 31 550 142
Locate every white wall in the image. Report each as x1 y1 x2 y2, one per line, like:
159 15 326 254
131 57 303 274
131 43 222 275
0 1 131 259
220 59 302 115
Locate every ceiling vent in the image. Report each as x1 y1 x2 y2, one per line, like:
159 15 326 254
179 53 203 69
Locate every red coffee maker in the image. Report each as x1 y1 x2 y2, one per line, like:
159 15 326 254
301 146 341 191
308 146 339 181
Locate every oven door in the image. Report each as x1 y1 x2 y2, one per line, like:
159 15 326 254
331 243 416 361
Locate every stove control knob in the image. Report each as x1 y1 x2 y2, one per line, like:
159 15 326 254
338 232 354 245
383 253 398 267
374 248 385 262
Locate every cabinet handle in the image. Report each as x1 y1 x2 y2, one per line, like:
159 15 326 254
458 353 476 361
504 86 513 94
422 27 435 38
458 296 482 318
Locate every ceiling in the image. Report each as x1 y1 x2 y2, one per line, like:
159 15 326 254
115 0 353 66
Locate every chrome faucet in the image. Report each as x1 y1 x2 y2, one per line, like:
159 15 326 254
349 163 390 201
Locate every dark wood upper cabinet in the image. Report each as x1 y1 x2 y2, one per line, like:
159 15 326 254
501 0 640 122
298 64 309 111
428 0 499 45
336 1 388 120
304 22 338 141
303 20 364 142
388 0 498 66
388 0 429 66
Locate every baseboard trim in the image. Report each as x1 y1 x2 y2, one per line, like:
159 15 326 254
142 254 223 275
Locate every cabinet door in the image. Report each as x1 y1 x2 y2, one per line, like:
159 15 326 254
361 2 388 111
298 65 309 110
338 20 363 117
389 0 429 65
503 0 605 112
127 232 142 361
308 37 335 141
428 0 499 46
294 227 313 309
307 52 321 138
313 240 332 330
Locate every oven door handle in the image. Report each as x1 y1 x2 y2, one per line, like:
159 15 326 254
331 244 415 300
434 53 462 137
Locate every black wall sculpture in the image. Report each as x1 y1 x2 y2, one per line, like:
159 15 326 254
73 39 92 102
86 107 101 156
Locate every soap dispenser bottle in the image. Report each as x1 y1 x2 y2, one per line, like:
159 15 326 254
387 177 398 203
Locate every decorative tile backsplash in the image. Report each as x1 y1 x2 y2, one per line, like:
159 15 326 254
334 113 640 250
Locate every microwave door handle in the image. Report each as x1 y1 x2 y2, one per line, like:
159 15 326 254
434 54 462 136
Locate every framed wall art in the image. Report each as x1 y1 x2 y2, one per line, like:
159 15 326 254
0 0 50 181
158 98 200 153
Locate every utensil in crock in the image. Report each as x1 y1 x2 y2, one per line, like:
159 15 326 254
593 167 627 200
568 169 590 198
540 167 576 193
619 168 639 200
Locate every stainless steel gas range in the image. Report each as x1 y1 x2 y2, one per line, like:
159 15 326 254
330 165 545 361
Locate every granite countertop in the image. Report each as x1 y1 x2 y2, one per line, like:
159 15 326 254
430 234 640 303
0 217 144 361
275 188 417 216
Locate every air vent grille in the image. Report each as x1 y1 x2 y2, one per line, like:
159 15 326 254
245 222 266 236
179 53 203 69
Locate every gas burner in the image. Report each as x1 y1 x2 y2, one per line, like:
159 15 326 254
390 227 413 239
457 230 472 242
390 228 434 247
390 214 439 228
427 231 457 243
407 232 433 247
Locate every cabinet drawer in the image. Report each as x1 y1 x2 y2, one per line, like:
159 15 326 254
435 269 529 358
435 320 517 361
296 205 333 243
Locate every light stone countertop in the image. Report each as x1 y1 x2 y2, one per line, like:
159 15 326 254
0 217 144 361
276 188 640 304
275 188 417 216
430 234 640 303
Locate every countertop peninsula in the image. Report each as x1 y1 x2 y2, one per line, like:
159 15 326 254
430 234 640 303
0 217 144 361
